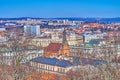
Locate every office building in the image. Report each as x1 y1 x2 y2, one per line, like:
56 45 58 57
24 25 40 37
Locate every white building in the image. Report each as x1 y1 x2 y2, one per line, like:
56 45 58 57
0 28 6 31
84 33 107 43
0 47 43 65
24 25 40 37
30 57 73 74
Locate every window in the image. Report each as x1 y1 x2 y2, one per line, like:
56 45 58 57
41 65 43 69
39 64 40 68
40 64 41 68
58 68 59 72
48 66 49 70
63 69 65 73
60 68 62 72
50 66 51 70
45 65 47 69
53 67 54 71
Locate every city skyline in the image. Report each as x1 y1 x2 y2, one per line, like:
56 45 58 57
0 1 120 79
0 0 120 18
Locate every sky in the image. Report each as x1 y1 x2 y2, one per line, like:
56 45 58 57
0 0 120 18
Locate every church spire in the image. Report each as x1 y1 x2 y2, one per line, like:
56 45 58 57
62 28 67 44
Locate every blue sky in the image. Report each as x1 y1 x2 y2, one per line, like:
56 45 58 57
0 0 120 18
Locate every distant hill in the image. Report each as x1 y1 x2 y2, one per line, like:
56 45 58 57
0 17 43 20
0 17 120 23
54 17 120 23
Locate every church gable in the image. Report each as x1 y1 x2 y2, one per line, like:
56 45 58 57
44 43 62 57
44 28 70 57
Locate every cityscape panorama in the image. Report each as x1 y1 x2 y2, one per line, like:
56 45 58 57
0 0 120 80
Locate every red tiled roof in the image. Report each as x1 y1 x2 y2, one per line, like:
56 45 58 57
107 31 119 37
0 31 7 35
40 28 48 32
44 43 62 53
74 28 84 34
26 72 68 80
81 23 102 28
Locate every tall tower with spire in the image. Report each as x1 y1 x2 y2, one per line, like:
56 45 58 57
62 28 67 44
61 28 70 56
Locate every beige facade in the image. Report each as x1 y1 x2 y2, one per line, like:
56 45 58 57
31 38 52 47
31 36 82 47
30 61 72 74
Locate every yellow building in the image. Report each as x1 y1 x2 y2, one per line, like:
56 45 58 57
31 34 82 47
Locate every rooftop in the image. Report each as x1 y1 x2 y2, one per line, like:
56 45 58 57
31 57 73 67
31 57 107 67
44 43 62 53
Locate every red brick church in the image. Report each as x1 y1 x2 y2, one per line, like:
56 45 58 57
44 28 70 57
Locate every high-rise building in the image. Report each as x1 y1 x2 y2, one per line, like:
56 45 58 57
24 25 40 37
31 25 40 37
24 25 31 36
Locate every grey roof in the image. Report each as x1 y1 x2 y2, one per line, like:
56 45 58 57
31 57 107 67
31 57 73 67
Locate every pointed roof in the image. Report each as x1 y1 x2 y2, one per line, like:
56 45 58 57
44 43 62 53
62 28 67 44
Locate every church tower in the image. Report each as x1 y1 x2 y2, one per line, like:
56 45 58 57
62 28 67 44
61 28 70 56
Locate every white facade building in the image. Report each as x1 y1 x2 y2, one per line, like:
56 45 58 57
24 25 40 37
